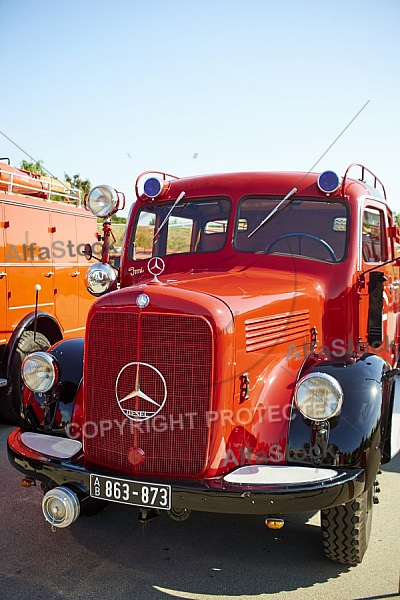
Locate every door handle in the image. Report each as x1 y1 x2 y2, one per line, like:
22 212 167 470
43 271 54 278
70 271 80 277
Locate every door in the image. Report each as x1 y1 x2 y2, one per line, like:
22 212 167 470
3 202 53 329
50 210 80 334
0 202 8 346
51 209 96 336
358 202 395 363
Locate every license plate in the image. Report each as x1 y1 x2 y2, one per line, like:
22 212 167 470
90 474 171 510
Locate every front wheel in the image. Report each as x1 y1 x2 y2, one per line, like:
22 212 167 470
0 331 50 423
320 485 374 564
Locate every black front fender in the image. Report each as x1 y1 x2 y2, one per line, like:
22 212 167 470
288 354 389 490
22 338 84 434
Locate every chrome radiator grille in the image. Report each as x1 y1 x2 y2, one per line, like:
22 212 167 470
84 311 213 476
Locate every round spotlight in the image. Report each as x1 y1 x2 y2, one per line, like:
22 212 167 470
317 171 340 194
84 263 117 296
86 185 119 217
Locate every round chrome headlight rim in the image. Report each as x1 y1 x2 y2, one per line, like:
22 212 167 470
84 262 117 296
21 352 59 393
86 185 119 218
294 372 343 422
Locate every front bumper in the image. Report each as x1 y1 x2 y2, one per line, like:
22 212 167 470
8 429 365 515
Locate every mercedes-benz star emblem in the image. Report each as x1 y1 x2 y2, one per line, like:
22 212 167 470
115 362 167 422
136 293 150 309
148 256 165 279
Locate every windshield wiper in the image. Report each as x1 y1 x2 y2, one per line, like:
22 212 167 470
152 191 186 242
247 187 297 238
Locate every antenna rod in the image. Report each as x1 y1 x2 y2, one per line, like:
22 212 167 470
33 284 41 343
0 129 60 182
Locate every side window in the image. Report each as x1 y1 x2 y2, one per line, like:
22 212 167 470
362 208 388 263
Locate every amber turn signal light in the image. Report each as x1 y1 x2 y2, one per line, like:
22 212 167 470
21 477 35 488
265 518 285 530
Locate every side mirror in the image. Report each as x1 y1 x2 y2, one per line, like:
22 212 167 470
83 243 93 261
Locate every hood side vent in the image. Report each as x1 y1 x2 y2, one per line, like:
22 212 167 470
245 310 310 352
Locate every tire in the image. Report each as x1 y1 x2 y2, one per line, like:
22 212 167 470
0 331 50 423
79 497 108 517
321 485 374 564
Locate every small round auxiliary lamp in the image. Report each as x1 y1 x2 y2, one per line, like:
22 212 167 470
143 177 169 199
317 171 340 195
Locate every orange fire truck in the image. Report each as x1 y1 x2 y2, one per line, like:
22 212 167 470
0 159 97 422
7 165 400 564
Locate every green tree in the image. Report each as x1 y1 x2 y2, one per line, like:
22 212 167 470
20 161 91 203
110 214 127 224
64 173 91 197
20 159 47 176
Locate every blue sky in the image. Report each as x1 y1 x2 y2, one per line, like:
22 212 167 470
1 0 399 215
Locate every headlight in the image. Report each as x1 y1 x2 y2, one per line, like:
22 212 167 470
22 352 59 393
86 185 119 218
84 263 117 296
294 372 343 421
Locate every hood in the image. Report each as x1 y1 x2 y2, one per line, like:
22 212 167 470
97 266 323 323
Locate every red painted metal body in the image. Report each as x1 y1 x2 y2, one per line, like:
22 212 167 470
76 169 399 479
7 166 400 561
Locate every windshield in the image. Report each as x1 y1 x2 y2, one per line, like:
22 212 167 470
235 197 348 263
131 197 231 260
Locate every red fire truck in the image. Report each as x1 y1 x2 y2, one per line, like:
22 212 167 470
7 165 400 564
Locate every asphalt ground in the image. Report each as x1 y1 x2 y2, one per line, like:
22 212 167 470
0 422 399 600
